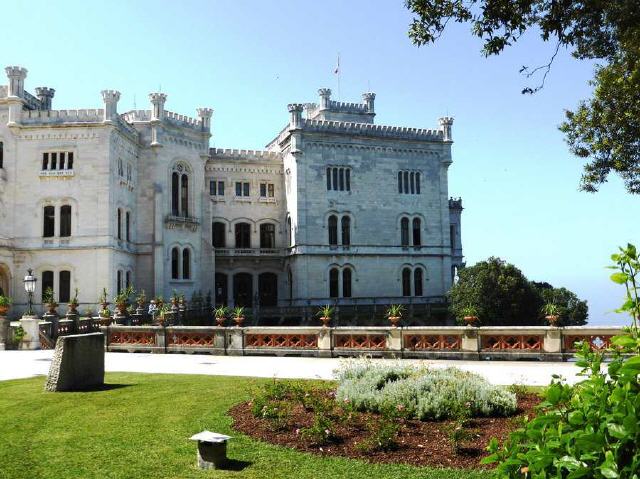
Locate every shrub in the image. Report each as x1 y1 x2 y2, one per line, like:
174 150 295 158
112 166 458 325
357 405 400 452
336 360 517 420
300 413 336 446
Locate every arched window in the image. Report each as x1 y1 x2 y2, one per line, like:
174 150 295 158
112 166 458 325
410 172 415 194
414 268 423 297
43 205 55 238
343 268 352 298
235 223 251 248
326 167 331 190
171 172 179 216
400 217 409 246
403 171 409 193
125 211 131 242
329 268 339 298
412 218 421 246
180 174 189 217
117 208 122 240
171 247 179 279
402 267 411 296
117 270 123 294
41 270 54 301
341 216 350 246
212 222 226 248
125 271 131 289
397 172 402 193
182 248 190 279
260 223 276 249
328 215 338 246
415 172 421 194
339 168 345 190
287 216 292 246
60 205 71 237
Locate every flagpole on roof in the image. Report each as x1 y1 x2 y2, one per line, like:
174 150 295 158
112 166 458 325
334 53 341 101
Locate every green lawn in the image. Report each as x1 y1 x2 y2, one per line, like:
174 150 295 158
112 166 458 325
0 373 492 479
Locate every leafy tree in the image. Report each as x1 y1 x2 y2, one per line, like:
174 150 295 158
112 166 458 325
532 281 589 326
450 257 540 325
405 0 640 194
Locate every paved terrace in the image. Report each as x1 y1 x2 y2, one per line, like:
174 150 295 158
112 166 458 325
0 350 582 386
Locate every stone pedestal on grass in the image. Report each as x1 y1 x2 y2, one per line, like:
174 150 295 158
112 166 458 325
20 315 41 350
44 332 104 392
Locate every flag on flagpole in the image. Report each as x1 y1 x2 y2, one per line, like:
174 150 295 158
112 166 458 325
334 55 340 75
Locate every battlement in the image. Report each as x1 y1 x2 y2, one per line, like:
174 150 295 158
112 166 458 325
210 148 281 161
164 110 201 129
301 118 443 141
121 110 152 122
22 108 104 123
449 197 463 209
327 100 369 113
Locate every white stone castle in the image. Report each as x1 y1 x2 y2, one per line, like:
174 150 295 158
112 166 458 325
0 66 463 322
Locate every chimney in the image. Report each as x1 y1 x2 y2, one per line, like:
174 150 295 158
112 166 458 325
101 90 121 122
439 117 454 142
288 103 303 129
35 87 55 110
318 88 332 110
5 66 28 98
149 92 167 121
362 92 375 113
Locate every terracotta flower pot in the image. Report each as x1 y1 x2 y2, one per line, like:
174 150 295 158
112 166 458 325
68 303 79 314
215 316 226 327
545 315 560 327
463 315 479 326
319 316 331 327
0 305 9 316
116 302 127 315
388 316 401 328
234 316 245 327
98 316 112 326
47 302 58 315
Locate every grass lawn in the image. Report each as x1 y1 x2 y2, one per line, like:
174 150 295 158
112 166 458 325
0 373 493 479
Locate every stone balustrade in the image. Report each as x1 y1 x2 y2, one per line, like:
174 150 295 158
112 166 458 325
100 325 625 361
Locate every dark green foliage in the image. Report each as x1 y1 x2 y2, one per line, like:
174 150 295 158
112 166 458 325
405 0 640 194
357 406 401 453
450 257 541 325
532 282 589 326
484 244 640 478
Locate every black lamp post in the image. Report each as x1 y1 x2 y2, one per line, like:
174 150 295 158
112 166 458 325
23 269 37 316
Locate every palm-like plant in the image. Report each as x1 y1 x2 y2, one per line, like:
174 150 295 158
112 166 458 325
386 304 405 318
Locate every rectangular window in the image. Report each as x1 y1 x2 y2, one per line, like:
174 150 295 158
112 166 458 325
415 172 420 194
0 141 3 169
51 152 57 170
327 167 351 192
117 270 122 295
243 182 250 196
259 183 275 198
235 182 242 196
125 211 131 242
345 169 350 191
326 168 331 190
126 163 132 182
332 168 338 190
218 181 224 196
125 271 131 289
42 271 54 301
260 183 267 197
59 271 71 303
450 225 456 250
43 205 55 238
60 205 72 237
210 180 217 196
67 152 73 170
399 171 421 195
42 152 48 171
59 152 66 170
268 183 274 197
41 151 75 171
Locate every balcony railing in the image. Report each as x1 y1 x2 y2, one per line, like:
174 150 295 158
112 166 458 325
215 248 283 257
164 215 200 231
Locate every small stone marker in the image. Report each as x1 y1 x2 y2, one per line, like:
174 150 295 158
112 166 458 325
44 332 105 392
189 430 231 470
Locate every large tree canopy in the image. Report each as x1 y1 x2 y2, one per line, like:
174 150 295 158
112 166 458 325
450 258 589 325
406 0 640 194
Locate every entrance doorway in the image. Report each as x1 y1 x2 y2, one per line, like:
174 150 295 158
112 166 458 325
233 273 253 307
215 273 228 306
259 273 278 307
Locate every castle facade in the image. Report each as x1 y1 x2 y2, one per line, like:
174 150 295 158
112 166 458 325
0 66 463 321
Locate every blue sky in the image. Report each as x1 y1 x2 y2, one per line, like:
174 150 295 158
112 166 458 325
2 0 637 325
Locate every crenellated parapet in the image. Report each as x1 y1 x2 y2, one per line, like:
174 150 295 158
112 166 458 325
164 110 202 129
210 148 282 161
449 197 463 210
196 107 213 132
5 66 27 97
22 109 104 124
300 118 443 141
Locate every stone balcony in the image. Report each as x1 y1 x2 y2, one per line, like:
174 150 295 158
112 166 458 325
164 215 200 232
215 248 284 257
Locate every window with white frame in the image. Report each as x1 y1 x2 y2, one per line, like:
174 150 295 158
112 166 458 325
259 182 275 198
235 181 250 197
41 151 74 174
326 167 351 191
209 179 225 196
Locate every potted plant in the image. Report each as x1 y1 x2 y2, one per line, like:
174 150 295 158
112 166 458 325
98 307 112 325
13 325 25 346
0 295 12 316
98 287 110 311
43 287 58 315
136 290 147 308
460 306 479 326
232 306 245 327
542 303 561 326
171 290 179 308
157 304 172 325
316 304 334 327
214 306 228 326
68 288 80 314
113 285 134 316
386 304 405 327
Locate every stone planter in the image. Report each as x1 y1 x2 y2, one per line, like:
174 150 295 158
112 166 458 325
546 315 560 327
319 316 331 327
215 316 226 327
388 316 401 328
98 316 112 326
463 315 479 326
116 302 128 315
46 302 59 315
233 316 245 327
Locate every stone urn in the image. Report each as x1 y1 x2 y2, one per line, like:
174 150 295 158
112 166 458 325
46 302 59 315
463 315 479 326
67 301 79 315
233 316 245 327
319 316 331 327
116 302 128 316
215 316 226 327
545 315 560 327
388 316 401 328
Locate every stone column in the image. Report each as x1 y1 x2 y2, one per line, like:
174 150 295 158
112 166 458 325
0 316 9 350
20 315 41 350
101 90 121 123
461 326 479 360
386 328 402 357
226 328 244 356
544 327 562 360
318 327 331 358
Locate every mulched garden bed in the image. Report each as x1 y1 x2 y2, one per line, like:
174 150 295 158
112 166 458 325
230 392 540 469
